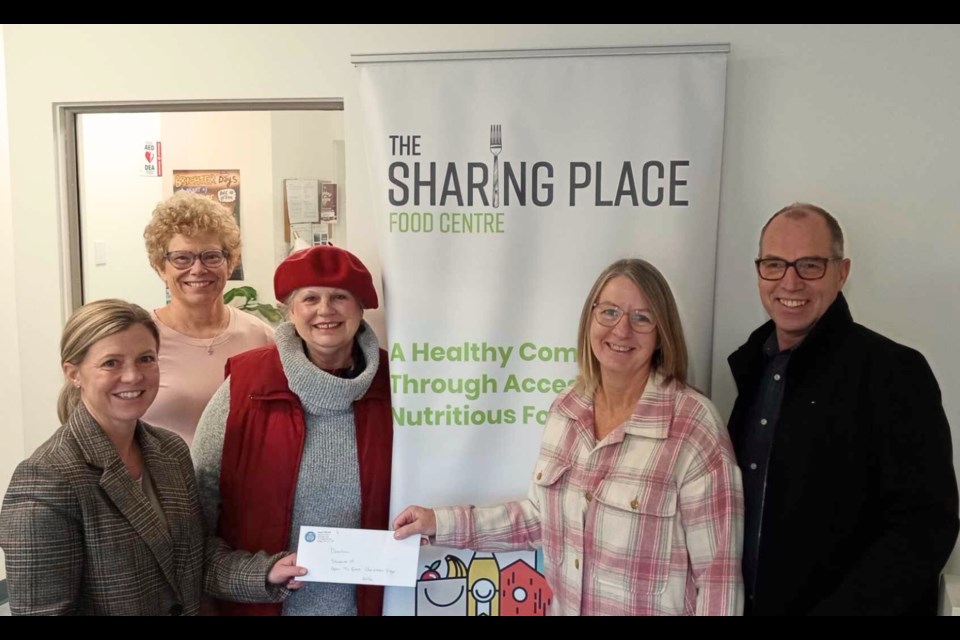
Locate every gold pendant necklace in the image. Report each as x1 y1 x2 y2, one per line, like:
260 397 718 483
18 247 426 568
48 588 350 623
205 308 229 355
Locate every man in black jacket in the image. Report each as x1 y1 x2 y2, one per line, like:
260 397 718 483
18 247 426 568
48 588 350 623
728 203 958 615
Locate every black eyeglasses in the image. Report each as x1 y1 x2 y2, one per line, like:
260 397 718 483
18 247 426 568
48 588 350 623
164 250 229 270
755 256 841 281
592 302 657 334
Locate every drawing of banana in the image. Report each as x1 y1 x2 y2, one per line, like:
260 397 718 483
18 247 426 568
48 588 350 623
445 554 468 578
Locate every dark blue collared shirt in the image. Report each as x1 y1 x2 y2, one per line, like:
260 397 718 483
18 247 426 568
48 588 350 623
741 331 793 602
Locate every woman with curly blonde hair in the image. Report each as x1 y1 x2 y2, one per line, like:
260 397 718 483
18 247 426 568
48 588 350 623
142 191 273 445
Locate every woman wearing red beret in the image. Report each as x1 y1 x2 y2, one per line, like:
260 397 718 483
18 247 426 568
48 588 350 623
192 245 393 616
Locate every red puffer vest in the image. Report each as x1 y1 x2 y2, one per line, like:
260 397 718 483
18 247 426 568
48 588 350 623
215 343 392 616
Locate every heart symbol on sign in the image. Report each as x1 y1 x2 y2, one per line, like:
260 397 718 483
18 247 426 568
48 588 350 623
145 151 154 163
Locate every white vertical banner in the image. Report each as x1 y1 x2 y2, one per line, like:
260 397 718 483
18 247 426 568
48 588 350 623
355 46 728 616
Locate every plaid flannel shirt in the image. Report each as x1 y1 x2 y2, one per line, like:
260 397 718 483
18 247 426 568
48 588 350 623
435 373 744 615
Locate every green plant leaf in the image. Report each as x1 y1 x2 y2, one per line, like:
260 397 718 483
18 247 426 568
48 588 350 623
224 286 258 304
254 304 283 324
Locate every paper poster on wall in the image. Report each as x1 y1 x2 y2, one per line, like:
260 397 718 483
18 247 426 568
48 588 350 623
285 179 320 224
290 222 330 250
141 141 162 177
172 169 243 280
320 182 338 223
311 224 330 246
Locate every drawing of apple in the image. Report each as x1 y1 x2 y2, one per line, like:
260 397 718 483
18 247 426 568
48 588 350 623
419 560 442 581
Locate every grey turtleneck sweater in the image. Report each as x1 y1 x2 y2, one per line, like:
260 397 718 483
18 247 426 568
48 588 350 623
192 321 381 616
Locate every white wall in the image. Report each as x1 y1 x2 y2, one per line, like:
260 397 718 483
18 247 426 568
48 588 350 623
2 24 959 570
0 25 23 582
269 110 346 260
78 113 164 307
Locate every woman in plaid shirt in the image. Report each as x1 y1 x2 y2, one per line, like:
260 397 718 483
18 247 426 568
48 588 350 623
395 259 744 615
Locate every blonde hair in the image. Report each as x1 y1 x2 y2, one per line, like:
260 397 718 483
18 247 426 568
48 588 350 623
143 191 241 273
57 299 159 423
575 259 689 394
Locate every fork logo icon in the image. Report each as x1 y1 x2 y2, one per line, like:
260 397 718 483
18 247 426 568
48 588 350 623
489 124 502 208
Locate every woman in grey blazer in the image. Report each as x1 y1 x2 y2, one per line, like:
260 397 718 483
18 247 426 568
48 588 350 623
0 299 304 615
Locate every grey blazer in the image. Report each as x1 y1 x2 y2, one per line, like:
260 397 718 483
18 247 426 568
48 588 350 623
0 404 206 615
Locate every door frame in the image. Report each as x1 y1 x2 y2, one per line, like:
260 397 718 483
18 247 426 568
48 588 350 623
54 98 344 314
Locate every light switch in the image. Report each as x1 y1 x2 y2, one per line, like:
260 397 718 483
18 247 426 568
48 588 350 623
94 241 107 266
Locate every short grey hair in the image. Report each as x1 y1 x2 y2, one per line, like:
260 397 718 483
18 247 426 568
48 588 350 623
760 203 845 258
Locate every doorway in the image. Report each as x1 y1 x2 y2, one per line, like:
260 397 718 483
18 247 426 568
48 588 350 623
57 99 344 315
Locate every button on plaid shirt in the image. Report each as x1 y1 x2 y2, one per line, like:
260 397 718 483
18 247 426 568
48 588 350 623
435 373 744 615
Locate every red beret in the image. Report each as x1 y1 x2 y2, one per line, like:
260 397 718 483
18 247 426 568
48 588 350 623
274 246 378 309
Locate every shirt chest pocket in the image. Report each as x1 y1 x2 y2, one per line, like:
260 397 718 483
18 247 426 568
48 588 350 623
593 478 678 595
532 459 573 566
